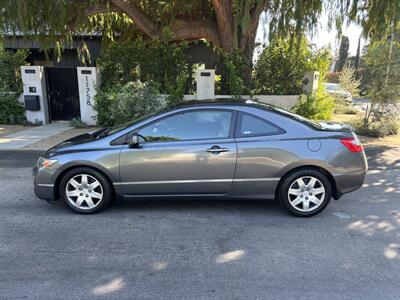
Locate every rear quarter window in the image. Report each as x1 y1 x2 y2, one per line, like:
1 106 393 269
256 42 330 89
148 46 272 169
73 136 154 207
236 112 284 137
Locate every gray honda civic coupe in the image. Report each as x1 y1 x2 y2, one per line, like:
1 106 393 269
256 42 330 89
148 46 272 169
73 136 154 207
33 99 367 217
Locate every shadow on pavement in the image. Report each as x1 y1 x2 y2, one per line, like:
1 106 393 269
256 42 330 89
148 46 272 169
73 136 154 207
364 145 400 170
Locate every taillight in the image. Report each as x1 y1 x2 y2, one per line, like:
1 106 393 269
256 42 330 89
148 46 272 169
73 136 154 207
340 134 363 152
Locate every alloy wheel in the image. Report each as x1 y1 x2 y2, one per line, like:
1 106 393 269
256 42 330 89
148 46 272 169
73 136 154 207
65 174 103 210
287 176 326 212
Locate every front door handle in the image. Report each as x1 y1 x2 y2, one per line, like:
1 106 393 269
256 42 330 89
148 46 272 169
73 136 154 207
206 146 230 154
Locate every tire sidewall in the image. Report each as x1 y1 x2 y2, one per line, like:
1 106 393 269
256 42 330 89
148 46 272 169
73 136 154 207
60 167 112 214
279 169 332 217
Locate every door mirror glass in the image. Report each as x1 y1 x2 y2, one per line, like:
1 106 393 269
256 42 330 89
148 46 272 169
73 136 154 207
128 134 140 147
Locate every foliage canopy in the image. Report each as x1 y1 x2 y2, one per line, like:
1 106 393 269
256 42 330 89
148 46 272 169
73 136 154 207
363 39 400 123
0 46 28 124
1 0 398 60
253 37 331 95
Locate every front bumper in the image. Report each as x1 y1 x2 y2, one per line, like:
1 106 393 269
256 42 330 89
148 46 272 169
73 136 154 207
34 182 55 201
33 165 56 201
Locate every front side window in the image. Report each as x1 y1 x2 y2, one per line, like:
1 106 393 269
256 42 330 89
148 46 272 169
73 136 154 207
138 110 232 142
236 113 283 137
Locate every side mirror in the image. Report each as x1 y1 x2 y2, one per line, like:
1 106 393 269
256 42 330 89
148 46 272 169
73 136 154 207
128 134 140 147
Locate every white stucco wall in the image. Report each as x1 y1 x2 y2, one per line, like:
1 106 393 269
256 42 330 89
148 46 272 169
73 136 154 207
195 69 215 100
77 67 100 125
20 66 49 124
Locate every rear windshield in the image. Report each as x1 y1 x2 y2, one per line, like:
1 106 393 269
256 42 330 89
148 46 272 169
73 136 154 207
246 100 322 129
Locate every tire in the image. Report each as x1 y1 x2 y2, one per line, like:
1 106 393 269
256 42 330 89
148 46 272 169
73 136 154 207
59 167 113 214
278 169 332 217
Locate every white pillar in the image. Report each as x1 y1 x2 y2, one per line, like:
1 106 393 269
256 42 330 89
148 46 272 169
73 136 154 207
196 69 215 100
77 67 100 125
20 66 49 124
302 71 320 94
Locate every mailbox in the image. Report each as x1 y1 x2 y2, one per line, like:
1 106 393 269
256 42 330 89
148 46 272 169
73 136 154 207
24 95 40 111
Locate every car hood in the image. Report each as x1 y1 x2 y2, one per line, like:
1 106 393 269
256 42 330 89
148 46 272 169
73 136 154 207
47 129 104 153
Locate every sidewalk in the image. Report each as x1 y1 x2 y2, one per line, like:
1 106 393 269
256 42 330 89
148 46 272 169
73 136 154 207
0 122 72 150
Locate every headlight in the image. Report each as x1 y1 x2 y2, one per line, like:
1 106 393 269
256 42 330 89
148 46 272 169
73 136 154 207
37 157 58 168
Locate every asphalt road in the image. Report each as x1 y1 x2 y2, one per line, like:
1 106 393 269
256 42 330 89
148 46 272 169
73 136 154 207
0 147 399 299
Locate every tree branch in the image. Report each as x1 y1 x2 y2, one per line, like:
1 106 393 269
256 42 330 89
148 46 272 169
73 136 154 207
84 1 222 49
240 0 268 53
169 19 221 48
211 0 233 50
110 0 158 38
83 4 122 16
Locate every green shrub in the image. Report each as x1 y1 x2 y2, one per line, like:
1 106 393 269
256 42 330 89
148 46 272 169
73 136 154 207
294 88 334 120
95 81 164 126
253 38 331 95
219 51 246 96
0 48 28 92
353 119 399 138
0 47 29 124
0 93 26 124
69 117 88 128
97 38 189 105
334 97 358 114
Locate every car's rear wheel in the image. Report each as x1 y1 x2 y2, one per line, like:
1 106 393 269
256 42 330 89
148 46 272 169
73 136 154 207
279 169 332 217
60 167 112 214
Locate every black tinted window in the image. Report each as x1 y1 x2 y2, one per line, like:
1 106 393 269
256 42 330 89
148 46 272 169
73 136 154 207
236 113 282 137
139 110 232 142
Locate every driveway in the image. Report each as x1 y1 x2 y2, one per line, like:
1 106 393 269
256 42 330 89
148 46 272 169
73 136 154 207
0 146 399 299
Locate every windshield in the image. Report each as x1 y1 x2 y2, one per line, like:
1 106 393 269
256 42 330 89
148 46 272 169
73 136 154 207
246 100 322 129
96 108 166 138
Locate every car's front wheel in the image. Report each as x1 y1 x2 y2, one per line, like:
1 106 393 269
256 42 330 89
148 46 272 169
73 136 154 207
60 167 112 214
279 169 332 217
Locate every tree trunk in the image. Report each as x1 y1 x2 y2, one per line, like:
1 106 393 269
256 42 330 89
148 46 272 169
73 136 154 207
211 0 234 51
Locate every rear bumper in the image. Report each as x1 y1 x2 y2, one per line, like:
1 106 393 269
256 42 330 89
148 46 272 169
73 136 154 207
333 169 366 199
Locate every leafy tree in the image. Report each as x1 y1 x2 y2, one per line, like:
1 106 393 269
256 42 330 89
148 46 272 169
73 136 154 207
253 37 331 95
338 66 360 97
346 0 400 41
1 0 395 70
362 39 400 126
1 0 398 97
335 36 349 72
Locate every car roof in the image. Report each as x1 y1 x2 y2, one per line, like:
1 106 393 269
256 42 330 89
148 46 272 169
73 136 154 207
171 98 248 107
169 98 323 130
170 98 284 111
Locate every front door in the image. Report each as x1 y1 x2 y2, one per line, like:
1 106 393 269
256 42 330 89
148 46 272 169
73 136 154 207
46 67 80 121
119 109 237 196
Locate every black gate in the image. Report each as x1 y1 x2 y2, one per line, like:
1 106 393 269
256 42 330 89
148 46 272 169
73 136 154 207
46 67 80 121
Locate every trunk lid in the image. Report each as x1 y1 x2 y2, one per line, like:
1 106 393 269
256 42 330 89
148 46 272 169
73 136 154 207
317 121 353 132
